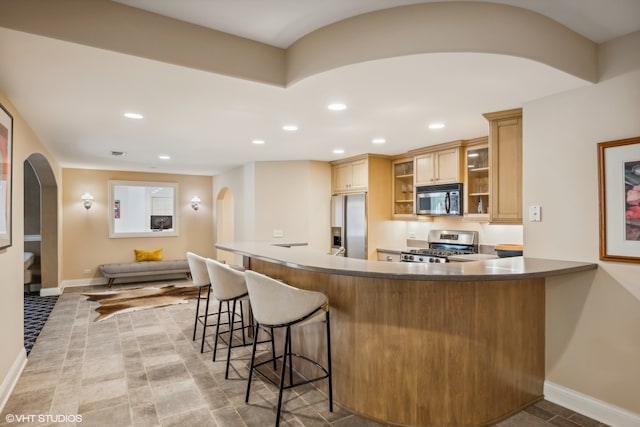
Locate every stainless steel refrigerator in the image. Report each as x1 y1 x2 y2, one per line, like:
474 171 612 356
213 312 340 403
330 193 367 259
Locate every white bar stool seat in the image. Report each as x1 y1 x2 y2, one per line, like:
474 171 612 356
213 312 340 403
244 270 333 427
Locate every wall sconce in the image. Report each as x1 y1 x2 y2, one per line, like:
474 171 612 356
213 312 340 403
81 192 94 210
191 196 201 211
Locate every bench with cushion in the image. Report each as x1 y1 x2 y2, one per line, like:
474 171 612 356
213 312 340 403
99 259 191 287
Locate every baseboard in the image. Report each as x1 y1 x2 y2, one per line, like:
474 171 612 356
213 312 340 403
60 275 187 291
60 277 108 289
545 381 640 427
0 348 27 413
40 278 107 295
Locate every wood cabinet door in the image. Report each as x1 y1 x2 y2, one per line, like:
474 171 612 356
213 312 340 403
489 116 522 223
333 163 351 193
435 148 460 184
414 153 435 185
332 159 368 193
350 159 368 190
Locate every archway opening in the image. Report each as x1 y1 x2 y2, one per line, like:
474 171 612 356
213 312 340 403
24 153 58 292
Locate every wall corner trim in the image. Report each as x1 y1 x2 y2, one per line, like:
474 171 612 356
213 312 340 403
39 287 62 297
0 348 27 413
544 381 640 427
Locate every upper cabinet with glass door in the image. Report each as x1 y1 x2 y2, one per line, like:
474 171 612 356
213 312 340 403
392 158 415 218
464 137 489 220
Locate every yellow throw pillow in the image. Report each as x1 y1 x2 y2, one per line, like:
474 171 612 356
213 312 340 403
134 248 163 262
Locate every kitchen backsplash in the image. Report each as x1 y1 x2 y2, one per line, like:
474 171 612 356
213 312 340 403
378 217 523 250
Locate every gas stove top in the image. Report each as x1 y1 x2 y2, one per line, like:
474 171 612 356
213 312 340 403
400 230 478 263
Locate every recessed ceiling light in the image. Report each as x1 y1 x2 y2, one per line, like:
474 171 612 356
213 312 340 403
282 124 298 132
158 155 171 160
372 138 386 144
428 122 445 130
327 103 347 111
333 149 345 154
252 139 265 145
124 112 143 119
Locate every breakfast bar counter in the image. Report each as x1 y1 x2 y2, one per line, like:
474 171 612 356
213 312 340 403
216 241 597 427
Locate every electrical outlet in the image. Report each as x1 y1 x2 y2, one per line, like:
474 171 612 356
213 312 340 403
409 232 416 239
272 229 284 238
83 268 92 275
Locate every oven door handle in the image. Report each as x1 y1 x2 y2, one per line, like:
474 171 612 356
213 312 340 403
445 192 451 213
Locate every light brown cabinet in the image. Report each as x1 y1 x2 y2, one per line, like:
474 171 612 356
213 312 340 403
377 250 401 262
463 137 490 220
331 154 391 259
414 146 461 186
332 158 368 193
483 108 522 224
392 158 415 218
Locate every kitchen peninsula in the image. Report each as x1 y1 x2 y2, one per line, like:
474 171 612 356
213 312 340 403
216 242 597 427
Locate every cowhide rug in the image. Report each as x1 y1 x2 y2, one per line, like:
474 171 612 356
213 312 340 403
83 284 199 321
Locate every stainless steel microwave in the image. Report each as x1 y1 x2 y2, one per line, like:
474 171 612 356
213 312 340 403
415 183 463 216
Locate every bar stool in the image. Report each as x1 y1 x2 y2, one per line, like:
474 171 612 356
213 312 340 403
244 270 333 426
206 258 273 379
186 252 218 353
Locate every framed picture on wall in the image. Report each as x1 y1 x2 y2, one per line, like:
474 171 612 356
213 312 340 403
598 136 640 262
0 102 13 250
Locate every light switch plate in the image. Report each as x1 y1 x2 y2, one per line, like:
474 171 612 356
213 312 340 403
529 205 541 222
272 229 284 238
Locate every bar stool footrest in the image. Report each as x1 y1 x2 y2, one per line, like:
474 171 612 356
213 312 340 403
252 353 330 389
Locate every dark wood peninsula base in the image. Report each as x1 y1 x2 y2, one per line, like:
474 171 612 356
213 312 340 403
247 258 545 427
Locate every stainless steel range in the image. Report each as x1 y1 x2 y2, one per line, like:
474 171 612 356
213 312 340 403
400 230 478 263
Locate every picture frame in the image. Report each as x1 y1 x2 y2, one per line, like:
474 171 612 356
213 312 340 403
0 102 13 250
598 136 640 262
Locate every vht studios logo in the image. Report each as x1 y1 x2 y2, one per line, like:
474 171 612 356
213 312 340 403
5 414 83 423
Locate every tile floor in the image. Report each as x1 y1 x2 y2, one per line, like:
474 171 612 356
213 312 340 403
2 282 609 427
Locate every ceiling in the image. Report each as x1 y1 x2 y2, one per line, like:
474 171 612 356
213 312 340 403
1 0 640 176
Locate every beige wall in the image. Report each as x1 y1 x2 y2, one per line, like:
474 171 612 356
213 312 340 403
254 161 331 249
523 31 640 414
0 91 61 406
61 168 214 283
214 160 331 258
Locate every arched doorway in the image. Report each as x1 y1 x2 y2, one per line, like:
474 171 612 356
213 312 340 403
24 153 58 293
215 187 235 264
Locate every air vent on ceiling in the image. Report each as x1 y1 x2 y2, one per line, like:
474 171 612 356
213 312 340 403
110 151 126 157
